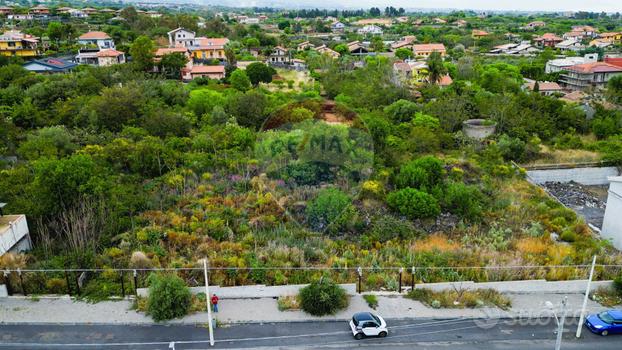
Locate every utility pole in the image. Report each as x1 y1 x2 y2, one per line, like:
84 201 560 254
203 258 215 347
555 296 568 350
576 255 597 338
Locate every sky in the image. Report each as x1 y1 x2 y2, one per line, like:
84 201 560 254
217 0 622 12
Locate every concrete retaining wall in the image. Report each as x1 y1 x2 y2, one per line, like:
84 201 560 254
137 283 357 298
602 176 622 249
526 166 619 185
413 279 613 294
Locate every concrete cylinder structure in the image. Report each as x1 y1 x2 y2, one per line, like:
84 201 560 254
462 119 496 140
602 176 622 250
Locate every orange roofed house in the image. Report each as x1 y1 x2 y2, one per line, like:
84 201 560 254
412 43 446 57
560 62 622 90
184 65 225 81
534 33 563 47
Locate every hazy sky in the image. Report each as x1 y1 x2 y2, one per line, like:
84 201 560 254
229 0 621 12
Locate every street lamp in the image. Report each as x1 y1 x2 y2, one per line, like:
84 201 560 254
545 296 568 350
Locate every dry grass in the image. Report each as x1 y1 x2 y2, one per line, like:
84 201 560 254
412 234 459 253
526 145 601 166
277 295 301 311
515 237 549 255
406 288 511 310
591 287 622 307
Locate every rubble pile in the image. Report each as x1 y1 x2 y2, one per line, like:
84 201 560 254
542 181 606 210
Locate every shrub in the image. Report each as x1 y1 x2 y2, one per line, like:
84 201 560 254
395 156 444 191
387 188 441 219
306 188 353 232
147 273 192 321
613 275 622 295
366 214 419 242
363 294 379 309
299 278 348 316
442 182 485 220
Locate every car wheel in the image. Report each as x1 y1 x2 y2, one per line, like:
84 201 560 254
601 330 609 336
354 333 364 340
378 331 387 338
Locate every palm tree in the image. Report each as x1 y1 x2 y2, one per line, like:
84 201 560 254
426 51 447 85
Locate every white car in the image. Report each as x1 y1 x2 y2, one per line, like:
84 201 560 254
349 312 388 339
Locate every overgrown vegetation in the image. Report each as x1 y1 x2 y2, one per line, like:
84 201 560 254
299 278 348 316
406 288 511 310
146 274 192 321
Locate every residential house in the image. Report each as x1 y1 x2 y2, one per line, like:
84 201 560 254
315 45 340 58
297 41 315 51
95 49 125 66
146 11 162 18
438 75 453 87
590 39 613 49
185 65 225 80
563 31 586 41
0 31 39 57
240 17 260 24
533 33 563 47
555 39 585 52
522 21 546 30
29 5 49 16
292 58 306 70
267 46 290 64
0 6 14 16
598 32 622 44
453 19 468 27
472 30 489 39
489 42 539 55
358 25 383 35
78 31 115 49
545 54 598 73
560 62 622 90
83 8 99 15
524 80 563 96
390 35 416 51
167 28 196 47
395 16 409 24
393 60 412 78
433 17 447 24
154 47 193 73
68 9 88 18
7 14 33 20
412 43 446 57
190 37 229 62
347 41 369 55
331 21 346 32
56 7 74 14
571 25 598 38
23 58 77 73
0 213 32 257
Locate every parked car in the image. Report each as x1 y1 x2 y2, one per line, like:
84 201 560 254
349 312 388 339
585 310 622 336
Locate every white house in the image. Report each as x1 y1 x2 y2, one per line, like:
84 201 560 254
267 46 290 64
331 21 346 32
167 28 196 48
358 25 383 35
78 31 115 50
545 53 598 73
602 176 622 250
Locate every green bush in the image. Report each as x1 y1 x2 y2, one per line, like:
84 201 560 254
387 188 441 219
363 294 379 309
306 188 353 232
299 278 348 316
442 182 485 220
613 274 622 295
395 156 444 191
147 273 192 321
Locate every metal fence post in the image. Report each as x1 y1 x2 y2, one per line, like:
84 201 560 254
411 267 415 292
120 271 125 298
133 270 138 296
398 268 403 293
74 272 81 294
18 269 26 296
64 270 71 295
3 270 12 296
357 267 362 294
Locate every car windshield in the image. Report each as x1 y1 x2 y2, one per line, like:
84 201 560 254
598 312 614 324
371 314 381 324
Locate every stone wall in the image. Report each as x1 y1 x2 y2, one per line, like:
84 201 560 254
602 176 622 249
526 166 620 185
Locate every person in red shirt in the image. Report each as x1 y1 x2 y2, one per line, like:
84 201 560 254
211 294 219 313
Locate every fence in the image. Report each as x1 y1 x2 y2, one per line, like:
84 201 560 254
2 264 622 298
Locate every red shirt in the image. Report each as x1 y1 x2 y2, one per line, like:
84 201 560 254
211 295 219 305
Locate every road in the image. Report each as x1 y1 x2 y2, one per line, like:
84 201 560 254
0 317 619 349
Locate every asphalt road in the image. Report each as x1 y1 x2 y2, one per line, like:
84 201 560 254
0 317 620 349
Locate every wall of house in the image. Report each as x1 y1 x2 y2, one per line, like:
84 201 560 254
602 177 622 250
0 215 31 256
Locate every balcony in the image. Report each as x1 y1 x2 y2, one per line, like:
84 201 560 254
0 215 32 256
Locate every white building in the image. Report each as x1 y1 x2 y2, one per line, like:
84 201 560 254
0 213 32 257
167 28 196 48
331 21 346 32
545 53 598 73
602 176 622 250
357 25 383 35
78 31 115 50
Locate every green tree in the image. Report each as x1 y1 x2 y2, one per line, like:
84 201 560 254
395 47 413 60
47 22 64 44
306 188 353 232
187 89 226 118
17 126 76 160
147 274 191 322
130 36 155 71
607 75 622 104
159 53 188 79
371 36 384 52
395 156 444 190
229 69 251 92
426 51 447 84
245 62 276 86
